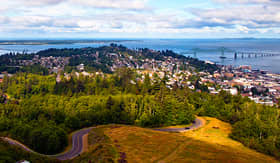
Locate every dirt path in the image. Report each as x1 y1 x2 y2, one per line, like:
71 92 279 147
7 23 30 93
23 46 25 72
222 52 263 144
82 133 89 152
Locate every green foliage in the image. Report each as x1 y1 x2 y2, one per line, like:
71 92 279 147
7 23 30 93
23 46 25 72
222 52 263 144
30 124 68 154
229 104 280 158
1 71 279 159
0 140 58 163
188 90 280 159
0 72 196 155
20 64 49 75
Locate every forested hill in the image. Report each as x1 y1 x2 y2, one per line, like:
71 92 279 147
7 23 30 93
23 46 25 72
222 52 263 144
1 72 280 160
0 44 219 74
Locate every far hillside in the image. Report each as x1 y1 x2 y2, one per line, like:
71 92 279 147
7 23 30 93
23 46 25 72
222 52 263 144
0 44 219 74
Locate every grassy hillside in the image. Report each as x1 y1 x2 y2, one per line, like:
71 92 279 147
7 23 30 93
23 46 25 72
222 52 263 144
181 117 276 162
80 117 279 163
2 117 278 162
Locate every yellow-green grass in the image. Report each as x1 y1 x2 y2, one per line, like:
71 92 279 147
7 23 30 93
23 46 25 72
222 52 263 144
171 117 279 163
84 118 279 163
183 117 261 156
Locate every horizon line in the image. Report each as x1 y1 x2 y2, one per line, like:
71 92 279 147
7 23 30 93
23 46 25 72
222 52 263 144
1 37 280 41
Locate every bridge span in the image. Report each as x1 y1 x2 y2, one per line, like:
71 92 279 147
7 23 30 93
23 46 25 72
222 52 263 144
234 52 280 59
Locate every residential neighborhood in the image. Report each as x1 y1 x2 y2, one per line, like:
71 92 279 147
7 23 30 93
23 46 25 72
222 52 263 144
0 46 279 106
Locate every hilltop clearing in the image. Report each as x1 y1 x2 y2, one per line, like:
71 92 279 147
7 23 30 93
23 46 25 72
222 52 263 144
73 117 278 163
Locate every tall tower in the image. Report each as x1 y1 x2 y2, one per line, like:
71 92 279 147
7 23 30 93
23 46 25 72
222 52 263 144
192 48 199 58
194 51 197 58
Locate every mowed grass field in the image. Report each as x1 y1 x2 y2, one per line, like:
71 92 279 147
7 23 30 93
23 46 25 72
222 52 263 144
83 117 279 163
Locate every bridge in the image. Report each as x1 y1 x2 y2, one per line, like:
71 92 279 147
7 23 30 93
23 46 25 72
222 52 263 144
234 51 280 59
180 47 230 59
179 48 280 60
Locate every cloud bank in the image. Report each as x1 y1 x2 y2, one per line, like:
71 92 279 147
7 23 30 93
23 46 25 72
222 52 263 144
1 0 280 38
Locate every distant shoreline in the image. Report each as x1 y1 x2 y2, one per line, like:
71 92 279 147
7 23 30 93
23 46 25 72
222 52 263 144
0 40 140 46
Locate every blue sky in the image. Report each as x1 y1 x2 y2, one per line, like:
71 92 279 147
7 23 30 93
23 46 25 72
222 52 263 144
1 0 280 39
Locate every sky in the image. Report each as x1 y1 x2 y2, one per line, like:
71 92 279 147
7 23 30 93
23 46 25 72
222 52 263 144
1 0 280 39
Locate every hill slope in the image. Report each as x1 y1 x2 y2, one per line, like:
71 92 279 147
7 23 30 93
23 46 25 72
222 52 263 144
78 117 278 163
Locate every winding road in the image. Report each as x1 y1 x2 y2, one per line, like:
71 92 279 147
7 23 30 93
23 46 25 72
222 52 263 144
1 118 204 160
55 127 93 160
1 127 94 160
153 118 204 132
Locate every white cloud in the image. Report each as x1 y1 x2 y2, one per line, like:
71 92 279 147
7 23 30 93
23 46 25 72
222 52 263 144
0 16 9 24
1 0 280 38
189 4 280 28
213 0 275 4
11 0 150 10
70 0 149 10
15 0 65 6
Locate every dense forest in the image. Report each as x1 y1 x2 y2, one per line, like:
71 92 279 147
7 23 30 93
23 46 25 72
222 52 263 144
0 69 280 159
0 70 196 155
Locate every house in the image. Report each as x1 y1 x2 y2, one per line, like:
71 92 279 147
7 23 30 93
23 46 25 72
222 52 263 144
77 64 85 71
188 85 195 90
230 88 238 95
16 161 30 163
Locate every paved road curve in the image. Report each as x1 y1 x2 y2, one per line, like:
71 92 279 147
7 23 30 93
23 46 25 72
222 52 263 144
153 118 204 132
1 127 94 160
55 127 93 160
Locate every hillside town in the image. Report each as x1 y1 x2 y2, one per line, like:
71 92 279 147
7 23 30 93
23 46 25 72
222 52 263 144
133 63 280 106
203 65 280 106
0 46 279 106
